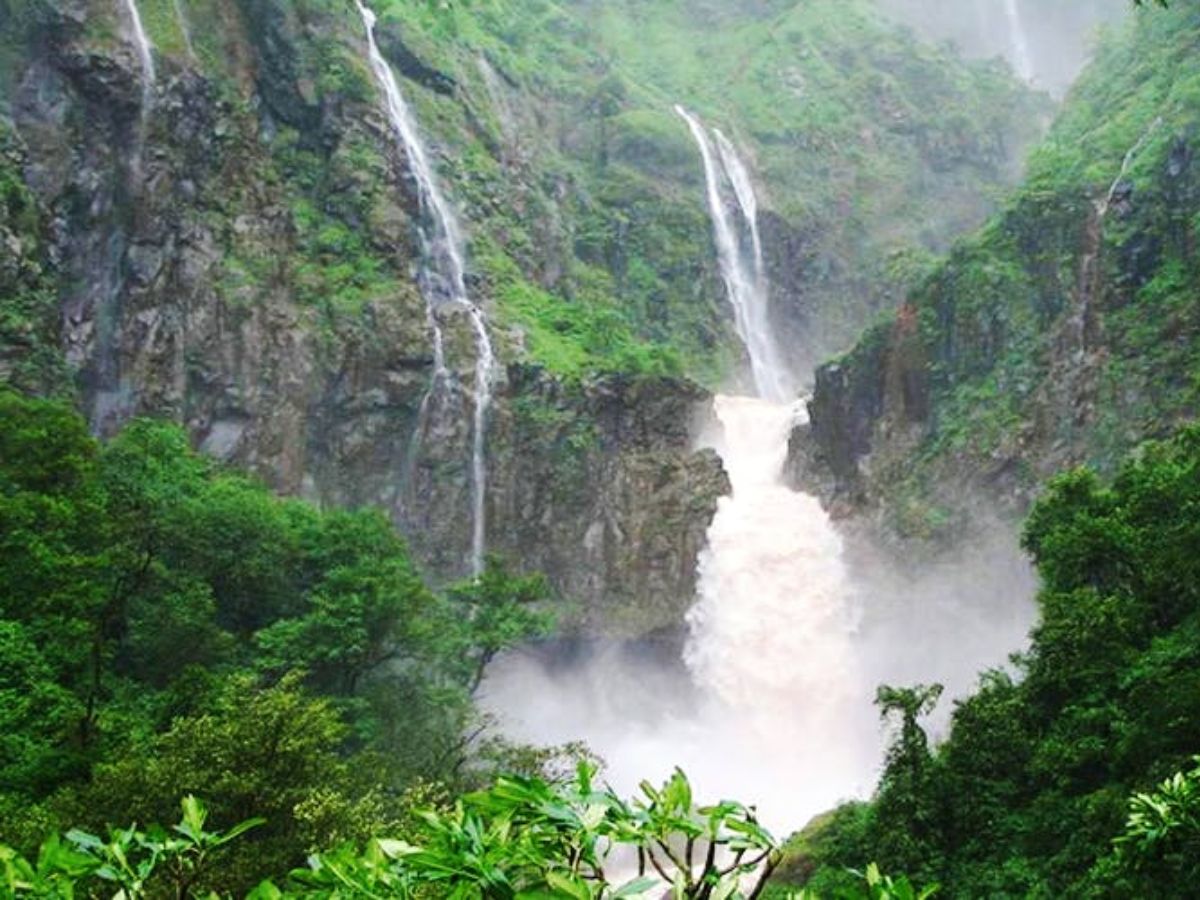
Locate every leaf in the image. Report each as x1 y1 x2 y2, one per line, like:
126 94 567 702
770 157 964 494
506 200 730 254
545 870 594 900
710 876 739 900
211 817 267 847
179 794 208 841
245 880 284 900
612 876 659 899
375 839 422 859
64 830 103 852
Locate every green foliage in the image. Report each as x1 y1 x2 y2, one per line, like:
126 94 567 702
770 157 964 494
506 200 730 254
0 123 68 395
0 769 937 899
1 795 262 898
799 425 1200 896
814 0 1200 541
320 0 1046 380
0 392 550 892
286 763 782 899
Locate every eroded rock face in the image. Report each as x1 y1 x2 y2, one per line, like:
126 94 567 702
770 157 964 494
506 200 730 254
490 370 728 637
790 123 1200 545
3 0 725 636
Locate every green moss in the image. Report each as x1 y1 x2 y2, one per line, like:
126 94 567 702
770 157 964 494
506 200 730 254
0 123 69 395
479 239 682 380
830 2 1200 524
138 0 191 59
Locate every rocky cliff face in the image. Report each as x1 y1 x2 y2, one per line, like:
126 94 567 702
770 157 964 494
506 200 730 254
789 6 1200 543
1 0 1045 632
0 0 732 634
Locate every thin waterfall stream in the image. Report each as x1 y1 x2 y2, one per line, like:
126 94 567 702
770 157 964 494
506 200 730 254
674 106 792 403
118 0 155 107
1004 0 1035 82
355 0 495 575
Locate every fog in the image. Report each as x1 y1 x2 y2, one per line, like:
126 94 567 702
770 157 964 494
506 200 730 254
876 0 1129 95
477 0 1089 837
481 400 1037 836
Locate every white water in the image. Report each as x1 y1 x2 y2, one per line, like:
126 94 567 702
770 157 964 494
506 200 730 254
679 111 874 822
1003 0 1035 83
675 106 792 402
486 110 877 831
481 397 878 831
173 0 197 60
355 0 495 574
118 0 155 105
484 104 1037 834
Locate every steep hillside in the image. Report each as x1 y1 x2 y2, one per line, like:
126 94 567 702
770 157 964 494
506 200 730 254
792 1 1200 543
780 425 1200 897
385 0 1051 377
0 0 1043 628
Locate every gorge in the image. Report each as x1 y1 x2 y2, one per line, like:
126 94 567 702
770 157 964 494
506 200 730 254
1 0 1198 896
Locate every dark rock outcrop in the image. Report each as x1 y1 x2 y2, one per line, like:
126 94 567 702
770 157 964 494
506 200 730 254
1 0 724 635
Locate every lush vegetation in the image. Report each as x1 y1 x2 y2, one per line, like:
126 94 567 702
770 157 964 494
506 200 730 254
0 390 552 892
0 123 67 397
787 424 1200 898
367 0 1048 377
1 766 938 899
1 0 1046 387
816 0 1200 538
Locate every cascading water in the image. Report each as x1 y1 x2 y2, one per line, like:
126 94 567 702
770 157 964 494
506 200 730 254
483 113 878 830
483 105 1037 832
677 111 875 821
1003 0 1035 83
91 0 154 433
118 0 155 106
355 0 495 575
675 107 792 402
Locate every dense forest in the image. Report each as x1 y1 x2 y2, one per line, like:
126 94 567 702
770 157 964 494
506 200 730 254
2 0 1199 897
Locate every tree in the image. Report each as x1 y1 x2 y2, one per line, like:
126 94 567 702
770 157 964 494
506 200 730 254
71 672 388 894
440 554 555 695
867 685 943 875
1102 757 1200 896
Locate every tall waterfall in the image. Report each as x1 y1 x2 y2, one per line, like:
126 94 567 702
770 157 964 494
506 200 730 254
679 108 873 822
675 106 792 402
483 111 877 830
355 0 495 575
483 107 1037 833
1003 0 1035 82
118 0 155 105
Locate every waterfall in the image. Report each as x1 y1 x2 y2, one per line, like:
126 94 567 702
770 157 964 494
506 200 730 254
118 0 155 106
173 0 197 61
1003 0 1035 82
483 109 877 831
468 306 495 575
483 104 1035 833
679 107 873 823
355 0 495 575
478 57 518 150
675 107 792 402
480 393 879 830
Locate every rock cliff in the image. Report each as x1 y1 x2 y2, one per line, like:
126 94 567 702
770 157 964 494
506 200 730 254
0 0 1043 632
790 5 1200 545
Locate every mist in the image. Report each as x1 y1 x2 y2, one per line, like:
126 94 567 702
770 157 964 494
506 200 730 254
876 0 1129 95
480 405 1038 836
479 1 1060 830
